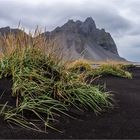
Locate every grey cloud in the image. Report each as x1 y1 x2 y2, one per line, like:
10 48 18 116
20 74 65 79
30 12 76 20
0 1 53 29
127 28 140 36
115 33 140 61
0 0 132 31
120 48 140 62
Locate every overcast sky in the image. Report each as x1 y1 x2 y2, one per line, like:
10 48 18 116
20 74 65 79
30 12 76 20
0 0 140 62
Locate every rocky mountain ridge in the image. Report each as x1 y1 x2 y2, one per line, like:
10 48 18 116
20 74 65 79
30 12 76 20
43 17 124 61
0 17 125 61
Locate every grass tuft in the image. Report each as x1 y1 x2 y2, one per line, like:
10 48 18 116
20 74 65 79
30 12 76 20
91 64 132 79
68 60 132 79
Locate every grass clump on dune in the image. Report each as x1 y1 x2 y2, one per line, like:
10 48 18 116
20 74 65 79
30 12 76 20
92 64 132 79
67 60 132 79
66 59 93 73
0 31 113 132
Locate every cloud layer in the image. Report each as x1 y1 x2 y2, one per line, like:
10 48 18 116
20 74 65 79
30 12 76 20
0 0 140 62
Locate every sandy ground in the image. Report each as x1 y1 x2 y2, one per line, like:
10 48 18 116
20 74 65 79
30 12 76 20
0 67 140 139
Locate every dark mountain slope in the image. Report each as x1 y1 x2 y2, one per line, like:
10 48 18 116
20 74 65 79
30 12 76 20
42 17 125 61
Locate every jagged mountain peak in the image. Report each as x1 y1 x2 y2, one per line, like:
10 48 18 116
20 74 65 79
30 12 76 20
63 17 96 27
84 17 96 27
43 17 125 61
56 17 96 33
85 17 94 22
67 19 75 24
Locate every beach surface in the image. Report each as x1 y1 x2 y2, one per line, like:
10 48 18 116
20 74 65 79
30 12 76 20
0 67 140 139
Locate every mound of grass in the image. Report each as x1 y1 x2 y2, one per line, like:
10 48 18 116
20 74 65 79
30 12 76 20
66 59 93 73
68 60 132 79
0 31 113 132
119 64 135 70
91 64 132 79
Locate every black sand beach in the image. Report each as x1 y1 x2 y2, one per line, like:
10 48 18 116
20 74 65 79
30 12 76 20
0 67 140 139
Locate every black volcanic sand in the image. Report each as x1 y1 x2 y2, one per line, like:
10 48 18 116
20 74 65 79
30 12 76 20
0 67 140 139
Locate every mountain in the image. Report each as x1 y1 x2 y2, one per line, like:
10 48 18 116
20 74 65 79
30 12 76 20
0 18 125 61
42 17 125 61
0 26 25 36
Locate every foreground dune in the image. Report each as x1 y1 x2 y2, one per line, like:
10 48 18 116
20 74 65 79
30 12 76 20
0 66 140 139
